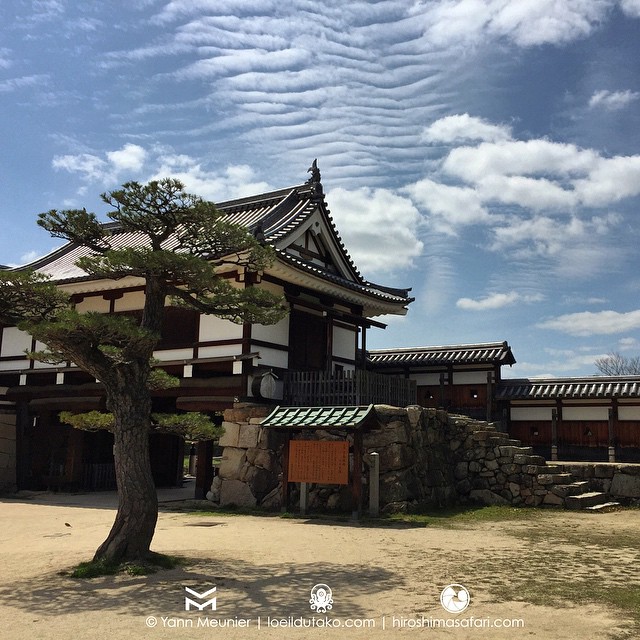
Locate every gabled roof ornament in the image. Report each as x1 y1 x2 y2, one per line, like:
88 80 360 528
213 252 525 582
306 159 323 196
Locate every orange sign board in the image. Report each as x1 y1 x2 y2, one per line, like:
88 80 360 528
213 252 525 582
288 440 349 485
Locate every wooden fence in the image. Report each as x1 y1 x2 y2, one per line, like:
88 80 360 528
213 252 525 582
284 370 416 407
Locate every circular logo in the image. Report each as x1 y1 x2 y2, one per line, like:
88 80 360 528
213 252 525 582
440 584 470 614
310 584 333 613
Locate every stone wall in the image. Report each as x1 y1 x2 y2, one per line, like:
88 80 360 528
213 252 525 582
207 403 637 512
0 411 16 493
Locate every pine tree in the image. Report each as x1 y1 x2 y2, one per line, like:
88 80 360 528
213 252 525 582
0 178 287 563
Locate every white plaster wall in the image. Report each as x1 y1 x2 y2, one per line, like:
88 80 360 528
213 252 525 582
114 291 145 312
563 406 610 421
153 348 194 362
0 327 32 357
332 326 356 360
618 406 640 421
511 407 555 421
199 315 244 342
252 346 288 369
198 344 244 359
411 373 442 385
75 296 110 313
452 371 489 384
0 360 29 371
252 316 289 344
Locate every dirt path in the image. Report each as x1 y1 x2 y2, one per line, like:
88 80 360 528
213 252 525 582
0 493 637 639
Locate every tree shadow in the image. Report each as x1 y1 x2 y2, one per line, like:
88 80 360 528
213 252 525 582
0 557 402 620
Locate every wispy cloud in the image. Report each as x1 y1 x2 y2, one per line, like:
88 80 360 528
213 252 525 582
0 74 49 93
538 309 640 336
589 89 639 110
457 291 544 311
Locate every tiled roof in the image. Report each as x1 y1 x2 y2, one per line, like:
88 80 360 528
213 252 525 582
14 180 412 308
496 377 640 399
368 341 515 368
261 404 380 430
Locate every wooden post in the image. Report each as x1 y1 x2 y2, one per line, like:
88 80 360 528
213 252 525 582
281 434 291 512
367 452 380 517
439 373 445 408
300 481 309 515
195 440 214 499
486 371 493 422
551 408 558 461
351 432 363 519
608 407 616 462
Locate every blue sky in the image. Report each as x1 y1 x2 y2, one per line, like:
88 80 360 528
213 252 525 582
2 0 640 378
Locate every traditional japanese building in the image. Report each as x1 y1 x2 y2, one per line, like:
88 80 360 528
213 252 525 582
368 342 516 419
0 166 414 492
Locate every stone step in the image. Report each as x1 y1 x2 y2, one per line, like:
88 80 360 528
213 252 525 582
585 502 621 512
565 492 610 510
551 481 590 498
489 437 521 446
523 464 564 474
514 454 547 465
537 472 574 486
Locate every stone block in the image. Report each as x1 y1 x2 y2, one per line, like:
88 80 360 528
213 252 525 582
260 484 282 510
454 461 468 480
468 461 482 473
610 473 640 498
364 420 410 448
218 422 240 447
543 492 563 506
593 464 615 478
501 464 520 475
508 482 521 497
237 424 260 449
207 475 222 503
379 443 415 472
220 479 257 508
484 459 499 471
218 447 247 479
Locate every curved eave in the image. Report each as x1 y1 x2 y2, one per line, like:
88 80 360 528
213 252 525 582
269 254 412 318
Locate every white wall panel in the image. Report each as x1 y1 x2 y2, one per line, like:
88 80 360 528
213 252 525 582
511 407 554 421
0 328 32 357
562 406 610 421
332 326 356 360
199 315 243 342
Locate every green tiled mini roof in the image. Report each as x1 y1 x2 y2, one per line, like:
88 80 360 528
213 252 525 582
261 405 381 431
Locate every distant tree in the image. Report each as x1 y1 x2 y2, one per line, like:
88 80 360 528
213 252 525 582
0 178 287 565
594 352 640 376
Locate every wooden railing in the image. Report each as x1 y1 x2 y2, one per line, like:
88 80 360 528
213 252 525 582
284 369 416 407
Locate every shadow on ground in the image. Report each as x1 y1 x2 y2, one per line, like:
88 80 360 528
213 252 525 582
0 557 400 620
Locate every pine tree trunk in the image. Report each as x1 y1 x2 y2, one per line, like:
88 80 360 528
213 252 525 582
93 380 158 563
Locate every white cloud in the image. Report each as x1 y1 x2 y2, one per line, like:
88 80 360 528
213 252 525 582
619 337 640 350
417 0 613 48
106 144 147 173
456 291 543 311
538 309 640 336
619 0 640 18
0 74 49 93
326 187 424 275
149 156 271 200
53 143 147 183
589 89 640 110
422 113 512 144
403 179 492 234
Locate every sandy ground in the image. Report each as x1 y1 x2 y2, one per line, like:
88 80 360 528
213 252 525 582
0 487 638 640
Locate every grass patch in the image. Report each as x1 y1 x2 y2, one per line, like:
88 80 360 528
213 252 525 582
379 504 542 527
69 552 185 579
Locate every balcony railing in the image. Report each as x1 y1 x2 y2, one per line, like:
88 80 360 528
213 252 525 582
284 369 417 407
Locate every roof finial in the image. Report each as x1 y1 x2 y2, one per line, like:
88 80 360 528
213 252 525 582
306 159 323 195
